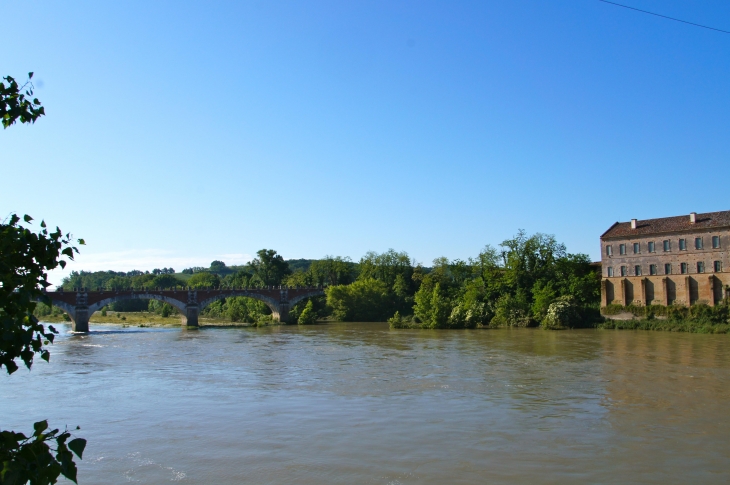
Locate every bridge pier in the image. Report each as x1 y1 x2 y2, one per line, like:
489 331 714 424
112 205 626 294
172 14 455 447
71 307 90 333
272 302 290 323
182 304 199 327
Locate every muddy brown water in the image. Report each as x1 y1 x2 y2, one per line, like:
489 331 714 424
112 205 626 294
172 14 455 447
2 322 730 484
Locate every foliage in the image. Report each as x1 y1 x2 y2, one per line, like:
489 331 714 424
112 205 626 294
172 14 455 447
187 272 220 289
297 300 317 325
148 274 185 289
414 282 453 328
249 250 291 286
221 270 253 288
289 296 327 323
308 256 356 286
147 300 177 317
202 297 269 323
358 249 413 288
151 267 175 275
0 214 83 374
387 311 420 329
3 75 87 484
1 73 44 128
0 420 86 485
542 296 580 330
326 279 391 322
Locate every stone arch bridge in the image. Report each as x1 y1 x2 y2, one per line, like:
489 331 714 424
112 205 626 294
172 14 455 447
44 287 325 332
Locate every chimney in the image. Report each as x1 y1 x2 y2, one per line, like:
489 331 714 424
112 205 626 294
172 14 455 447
690 212 697 223
631 219 637 229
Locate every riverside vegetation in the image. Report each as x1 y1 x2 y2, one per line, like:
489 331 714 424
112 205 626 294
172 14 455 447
50 232 730 333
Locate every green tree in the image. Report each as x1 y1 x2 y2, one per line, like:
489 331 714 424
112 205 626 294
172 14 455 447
187 272 220 289
0 215 86 483
309 256 355 286
325 279 391 322
297 300 317 325
249 249 291 286
149 274 185 289
358 249 413 288
209 260 228 275
413 282 452 328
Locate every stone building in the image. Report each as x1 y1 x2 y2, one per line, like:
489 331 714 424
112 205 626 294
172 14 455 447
600 211 730 308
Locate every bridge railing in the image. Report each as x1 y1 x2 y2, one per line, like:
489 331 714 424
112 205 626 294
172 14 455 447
48 285 328 293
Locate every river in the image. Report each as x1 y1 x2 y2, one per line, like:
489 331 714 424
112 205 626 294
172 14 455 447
2 322 730 484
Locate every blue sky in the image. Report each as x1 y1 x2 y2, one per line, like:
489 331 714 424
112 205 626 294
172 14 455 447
3 0 729 285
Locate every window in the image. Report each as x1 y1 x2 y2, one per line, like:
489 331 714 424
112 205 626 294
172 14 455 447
620 266 627 277
714 261 722 272
633 243 640 254
648 241 655 253
619 244 626 255
606 245 612 256
695 237 703 250
697 262 705 273
663 240 671 252
607 267 614 277
713 236 720 249
681 263 688 274
634 265 642 276
665 263 672 275
649 264 657 275
679 239 687 251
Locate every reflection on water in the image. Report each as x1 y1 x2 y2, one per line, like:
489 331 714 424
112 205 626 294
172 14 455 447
2 323 730 484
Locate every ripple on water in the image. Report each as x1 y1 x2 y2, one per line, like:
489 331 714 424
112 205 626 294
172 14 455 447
2 322 730 484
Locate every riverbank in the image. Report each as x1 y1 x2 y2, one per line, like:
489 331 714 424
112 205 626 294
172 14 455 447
38 312 270 327
598 318 730 334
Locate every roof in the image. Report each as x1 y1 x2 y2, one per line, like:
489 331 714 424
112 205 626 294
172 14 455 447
601 211 730 239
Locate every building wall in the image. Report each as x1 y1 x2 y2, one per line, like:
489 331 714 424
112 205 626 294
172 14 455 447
601 274 730 307
601 227 730 307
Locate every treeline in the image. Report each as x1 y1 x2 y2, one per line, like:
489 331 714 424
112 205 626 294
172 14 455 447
57 231 601 328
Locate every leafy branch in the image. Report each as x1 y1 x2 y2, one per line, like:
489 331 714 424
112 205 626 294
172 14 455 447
1 73 45 128
0 420 86 484
0 214 84 374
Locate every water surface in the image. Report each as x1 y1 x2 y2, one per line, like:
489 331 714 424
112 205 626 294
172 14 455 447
2 323 729 484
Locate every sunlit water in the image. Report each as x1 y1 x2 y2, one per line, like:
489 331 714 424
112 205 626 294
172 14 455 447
2 322 730 484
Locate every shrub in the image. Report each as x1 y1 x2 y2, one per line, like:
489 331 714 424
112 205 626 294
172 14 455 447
326 279 391 322
490 292 534 328
297 300 317 325
542 296 579 330
388 311 420 329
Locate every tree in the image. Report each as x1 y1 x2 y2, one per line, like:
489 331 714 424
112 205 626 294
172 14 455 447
325 279 391 322
209 260 227 275
248 249 290 286
187 272 221 289
2 73 86 484
0 214 86 483
297 300 317 325
149 274 185 289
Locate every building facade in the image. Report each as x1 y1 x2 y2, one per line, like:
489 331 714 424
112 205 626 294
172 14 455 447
601 211 730 308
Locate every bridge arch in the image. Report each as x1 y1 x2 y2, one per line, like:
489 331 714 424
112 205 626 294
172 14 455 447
288 291 325 309
85 293 188 316
46 299 78 322
197 291 282 319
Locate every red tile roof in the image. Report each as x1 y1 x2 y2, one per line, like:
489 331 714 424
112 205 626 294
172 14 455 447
601 211 730 239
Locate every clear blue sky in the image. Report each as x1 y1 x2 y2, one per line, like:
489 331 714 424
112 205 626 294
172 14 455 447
4 0 729 285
